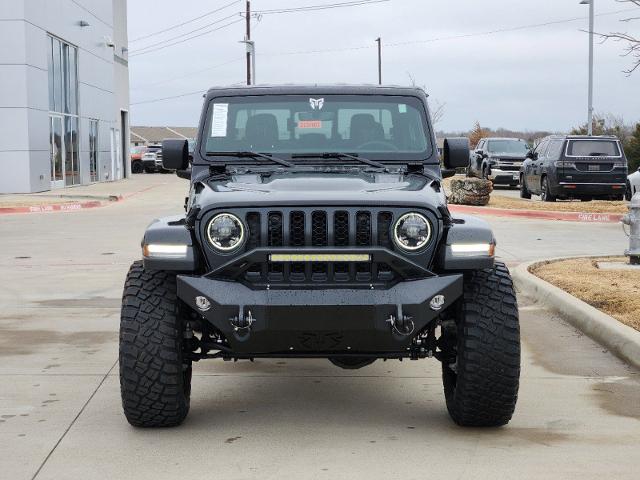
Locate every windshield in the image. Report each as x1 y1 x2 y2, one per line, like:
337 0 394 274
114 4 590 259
567 139 620 157
486 139 529 155
202 95 431 161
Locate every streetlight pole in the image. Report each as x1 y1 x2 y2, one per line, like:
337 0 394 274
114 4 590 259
245 0 251 85
376 37 382 85
580 0 595 136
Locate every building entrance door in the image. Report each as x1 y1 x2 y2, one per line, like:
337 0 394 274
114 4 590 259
50 115 65 189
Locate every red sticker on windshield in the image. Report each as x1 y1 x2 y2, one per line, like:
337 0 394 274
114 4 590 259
298 120 322 129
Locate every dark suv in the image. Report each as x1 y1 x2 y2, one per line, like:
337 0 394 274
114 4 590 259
119 85 520 429
520 135 628 201
468 137 529 187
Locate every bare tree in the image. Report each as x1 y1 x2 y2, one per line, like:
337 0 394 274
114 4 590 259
598 0 640 74
429 99 446 126
406 71 445 125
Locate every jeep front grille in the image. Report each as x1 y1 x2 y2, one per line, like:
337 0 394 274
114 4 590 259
244 209 398 286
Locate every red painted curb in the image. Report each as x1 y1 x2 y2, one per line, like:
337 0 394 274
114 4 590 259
0 183 165 216
449 204 624 223
0 199 113 215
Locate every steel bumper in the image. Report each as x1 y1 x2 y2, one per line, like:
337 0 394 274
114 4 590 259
177 274 463 354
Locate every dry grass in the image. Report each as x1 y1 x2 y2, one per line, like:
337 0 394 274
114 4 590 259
487 195 628 214
441 176 628 214
532 257 640 331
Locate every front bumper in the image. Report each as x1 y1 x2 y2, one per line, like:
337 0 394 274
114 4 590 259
177 274 463 354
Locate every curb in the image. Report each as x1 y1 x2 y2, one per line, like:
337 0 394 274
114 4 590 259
0 183 164 215
513 258 640 370
449 204 624 223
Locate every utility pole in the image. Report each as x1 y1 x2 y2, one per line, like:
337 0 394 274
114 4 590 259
580 0 594 135
376 37 382 85
246 0 251 85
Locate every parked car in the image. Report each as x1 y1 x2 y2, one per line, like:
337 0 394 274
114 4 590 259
141 144 164 173
627 166 640 201
130 146 147 174
468 137 529 187
520 135 628 202
118 85 520 428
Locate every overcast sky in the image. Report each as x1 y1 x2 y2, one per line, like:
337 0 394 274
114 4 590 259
127 0 640 133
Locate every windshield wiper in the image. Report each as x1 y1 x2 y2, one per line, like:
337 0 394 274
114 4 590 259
292 152 389 172
206 151 294 168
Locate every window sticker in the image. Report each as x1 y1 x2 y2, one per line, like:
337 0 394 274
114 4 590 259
211 103 229 137
298 120 322 129
398 104 407 113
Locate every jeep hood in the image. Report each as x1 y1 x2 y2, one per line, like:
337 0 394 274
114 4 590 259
195 171 446 211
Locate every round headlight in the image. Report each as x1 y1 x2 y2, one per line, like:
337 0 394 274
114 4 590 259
207 213 245 252
393 212 431 251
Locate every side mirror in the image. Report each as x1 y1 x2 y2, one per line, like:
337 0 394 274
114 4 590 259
162 139 189 171
443 137 470 169
475 149 484 156
526 150 537 160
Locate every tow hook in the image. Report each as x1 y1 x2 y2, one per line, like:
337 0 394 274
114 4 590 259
386 304 414 336
229 308 255 333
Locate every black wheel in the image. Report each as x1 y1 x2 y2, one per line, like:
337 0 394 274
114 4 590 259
119 261 192 427
580 197 593 202
441 262 520 427
519 175 531 199
481 166 488 180
626 181 633 201
540 176 556 202
131 161 143 174
144 167 155 174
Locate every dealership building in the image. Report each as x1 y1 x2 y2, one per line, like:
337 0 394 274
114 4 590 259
0 0 129 193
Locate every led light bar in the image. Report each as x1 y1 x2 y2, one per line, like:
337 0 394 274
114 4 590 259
270 253 371 262
450 243 495 256
143 244 188 258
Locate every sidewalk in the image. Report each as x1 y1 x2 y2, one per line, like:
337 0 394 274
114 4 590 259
0 174 170 214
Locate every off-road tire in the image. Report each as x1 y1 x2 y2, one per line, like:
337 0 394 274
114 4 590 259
144 167 156 174
540 176 556 202
519 175 531 199
625 181 632 201
442 262 520 427
119 261 191 427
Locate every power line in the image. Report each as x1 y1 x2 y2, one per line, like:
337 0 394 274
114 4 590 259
130 8 637 105
130 90 205 106
253 0 389 15
129 13 240 54
129 18 244 57
131 82 245 106
130 58 245 91
261 7 638 57
130 0 241 43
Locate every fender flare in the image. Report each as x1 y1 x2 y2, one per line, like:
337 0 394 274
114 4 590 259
141 215 200 271
437 214 496 271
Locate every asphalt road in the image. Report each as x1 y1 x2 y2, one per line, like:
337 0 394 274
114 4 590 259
1 175 638 480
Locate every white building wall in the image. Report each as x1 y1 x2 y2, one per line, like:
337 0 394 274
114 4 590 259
0 0 128 193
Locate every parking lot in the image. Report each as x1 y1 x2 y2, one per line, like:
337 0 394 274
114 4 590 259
1 175 638 479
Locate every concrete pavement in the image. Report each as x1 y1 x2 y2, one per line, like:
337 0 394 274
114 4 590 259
1 175 638 480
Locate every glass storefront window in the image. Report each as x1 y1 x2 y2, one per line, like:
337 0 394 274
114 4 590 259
89 120 98 182
47 35 79 187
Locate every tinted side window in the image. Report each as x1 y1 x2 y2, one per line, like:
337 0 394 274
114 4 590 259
546 140 564 161
536 139 549 158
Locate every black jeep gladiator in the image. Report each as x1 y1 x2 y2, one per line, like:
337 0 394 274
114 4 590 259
119 85 520 428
